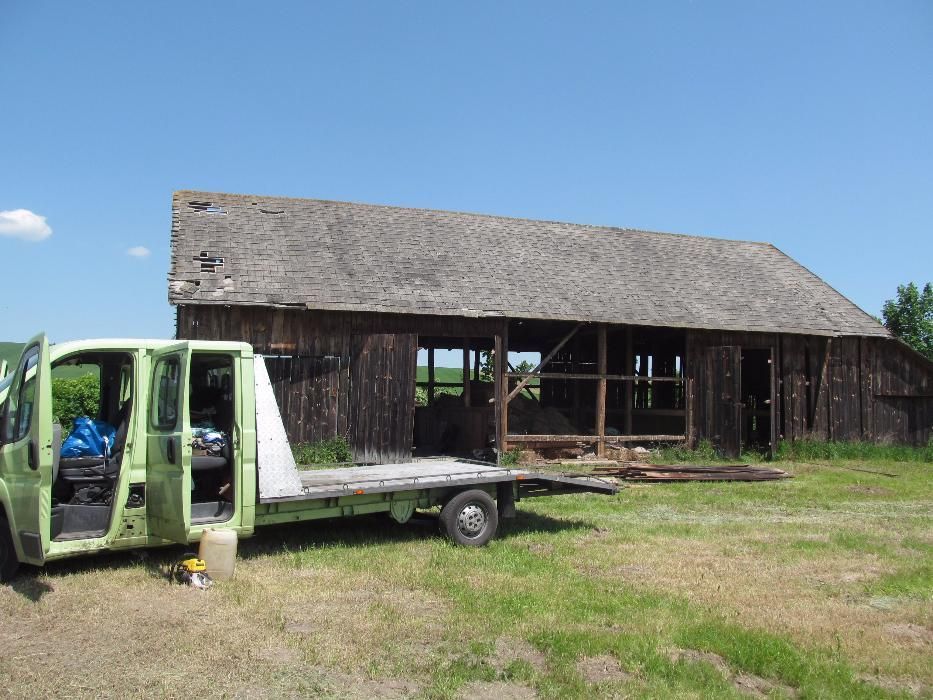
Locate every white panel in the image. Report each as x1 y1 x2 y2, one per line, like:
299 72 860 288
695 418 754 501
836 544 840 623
254 355 304 499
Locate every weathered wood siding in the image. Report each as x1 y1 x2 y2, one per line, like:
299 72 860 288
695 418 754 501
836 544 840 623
178 304 931 459
687 331 932 448
348 333 417 464
177 306 501 463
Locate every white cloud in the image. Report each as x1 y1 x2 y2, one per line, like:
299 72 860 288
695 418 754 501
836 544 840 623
126 246 151 258
0 209 52 242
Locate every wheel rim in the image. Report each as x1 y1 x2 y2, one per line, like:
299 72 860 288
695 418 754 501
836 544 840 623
457 503 488 538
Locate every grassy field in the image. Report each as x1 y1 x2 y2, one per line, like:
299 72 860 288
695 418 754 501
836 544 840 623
0 456 930 698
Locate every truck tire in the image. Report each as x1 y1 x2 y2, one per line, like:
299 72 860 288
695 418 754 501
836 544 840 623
439 489 498 547
0 514 20 583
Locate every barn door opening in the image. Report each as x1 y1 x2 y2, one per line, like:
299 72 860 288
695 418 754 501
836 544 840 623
740 348 775 456
706 346 742 458
413 337 495 458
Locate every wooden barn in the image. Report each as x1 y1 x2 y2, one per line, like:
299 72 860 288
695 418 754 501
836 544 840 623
169 190 932 462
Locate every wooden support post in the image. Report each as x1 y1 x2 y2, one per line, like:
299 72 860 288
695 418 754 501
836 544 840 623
624 327 633 435
505 322 583 403
596 324 607 457
462 339 471 408
474 347 481 381
427 347 435 405
572 333 581 428
495 322 509 457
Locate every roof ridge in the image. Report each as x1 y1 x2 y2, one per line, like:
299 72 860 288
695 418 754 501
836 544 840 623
172 189 773 247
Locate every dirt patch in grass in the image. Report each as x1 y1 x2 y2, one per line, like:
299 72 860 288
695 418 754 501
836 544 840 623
489 636 547 674
323 671 421 699
458 680 537 699
846 485 895 496
576 654 632 684
668 648 729 674
884 622 932 648
669 648 797 698
857 672 930 698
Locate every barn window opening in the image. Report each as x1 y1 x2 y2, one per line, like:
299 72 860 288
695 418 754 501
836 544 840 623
188 201 227 214
194 251 225 273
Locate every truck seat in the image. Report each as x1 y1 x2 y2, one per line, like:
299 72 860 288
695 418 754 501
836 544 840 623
57 400 132 485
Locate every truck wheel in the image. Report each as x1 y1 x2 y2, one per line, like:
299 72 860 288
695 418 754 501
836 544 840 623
439 490 498 547
0 515 20 583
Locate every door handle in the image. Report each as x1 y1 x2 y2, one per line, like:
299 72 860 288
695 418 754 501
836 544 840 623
166 437 176 465
28 440 38 470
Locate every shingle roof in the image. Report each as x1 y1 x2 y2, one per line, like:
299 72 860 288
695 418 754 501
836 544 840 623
169 190 888 338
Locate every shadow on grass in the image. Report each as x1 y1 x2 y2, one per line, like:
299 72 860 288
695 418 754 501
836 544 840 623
14 509 592 585
236 509 593 560
5 571 55 602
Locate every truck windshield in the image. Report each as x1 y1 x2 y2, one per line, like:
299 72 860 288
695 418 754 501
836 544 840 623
0 373 13 394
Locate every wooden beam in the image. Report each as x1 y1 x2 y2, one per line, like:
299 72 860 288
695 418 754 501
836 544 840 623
506 372 684 382
427 347 435 404
462 339 471 408
572 332 582 428
474 347 481 381
508 362 539 401
624 326 633 436
506 434 685 443
596 324 607 457
495 321 509 456
505 322 584 403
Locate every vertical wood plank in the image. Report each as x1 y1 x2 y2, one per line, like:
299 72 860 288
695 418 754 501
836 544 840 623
596 324 607 457
427 347 435 405
624 326 633 436
462 339 471 408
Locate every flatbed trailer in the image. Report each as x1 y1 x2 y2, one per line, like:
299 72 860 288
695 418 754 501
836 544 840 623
0 334 615 580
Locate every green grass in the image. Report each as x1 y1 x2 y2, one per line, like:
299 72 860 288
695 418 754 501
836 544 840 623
776 438 933 463
1 456 930 698
652 438 933 466
416 366 468 384
291 436 353 466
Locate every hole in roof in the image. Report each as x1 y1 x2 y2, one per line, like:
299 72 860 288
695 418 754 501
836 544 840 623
259 207 285 215
188 201 227 214
193 251 225 273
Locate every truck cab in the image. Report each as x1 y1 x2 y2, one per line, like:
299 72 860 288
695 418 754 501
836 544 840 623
0 334 256 580
1 334 615 581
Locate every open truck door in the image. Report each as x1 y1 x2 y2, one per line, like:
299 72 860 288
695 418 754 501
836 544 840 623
0 334 54 566
146 342 192 544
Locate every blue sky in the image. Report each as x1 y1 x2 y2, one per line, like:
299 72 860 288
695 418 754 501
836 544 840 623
1 1 930 367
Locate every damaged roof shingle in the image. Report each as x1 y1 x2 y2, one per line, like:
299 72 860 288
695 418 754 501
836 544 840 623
168 190 888 338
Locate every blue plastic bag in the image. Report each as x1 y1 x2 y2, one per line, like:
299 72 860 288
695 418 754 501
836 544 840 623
61 417 117 458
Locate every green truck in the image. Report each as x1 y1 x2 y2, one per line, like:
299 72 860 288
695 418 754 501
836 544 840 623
0 333 615 581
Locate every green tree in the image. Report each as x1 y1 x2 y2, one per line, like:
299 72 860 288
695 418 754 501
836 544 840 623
479 352 535 381
882 282 933 361
52 374 101 428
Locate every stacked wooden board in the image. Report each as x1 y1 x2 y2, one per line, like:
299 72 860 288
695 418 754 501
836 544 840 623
588 462 792 482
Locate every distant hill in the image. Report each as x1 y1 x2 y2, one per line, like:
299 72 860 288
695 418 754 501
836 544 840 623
416 366 466 384
415 366 538 386
0 342 24 373
0 342 92 379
